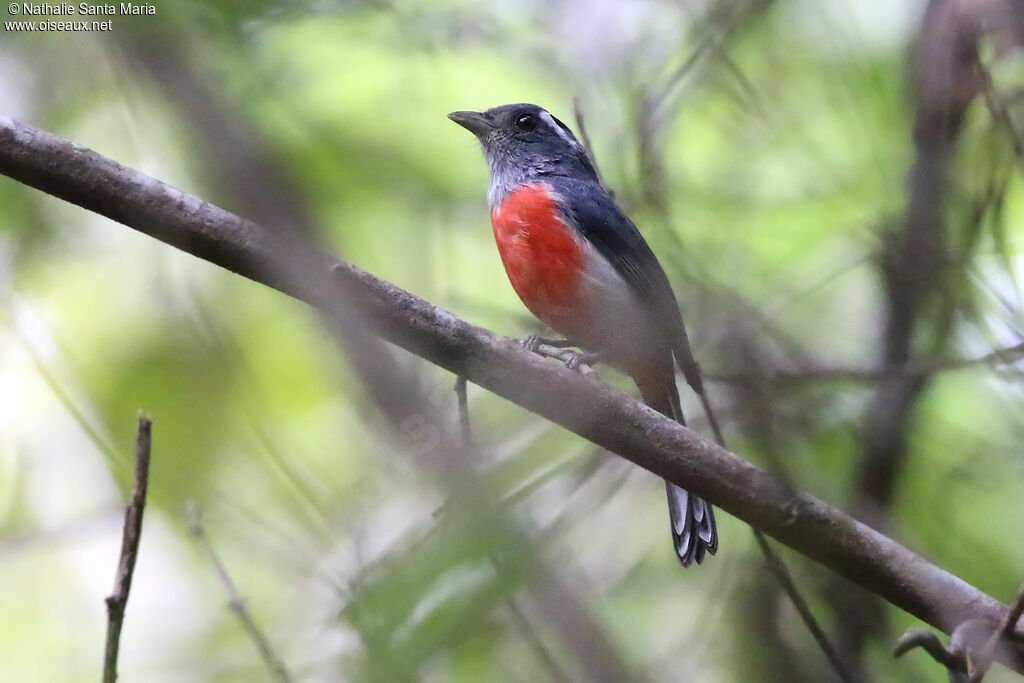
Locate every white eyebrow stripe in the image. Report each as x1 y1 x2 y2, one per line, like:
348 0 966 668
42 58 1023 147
539 111 581 148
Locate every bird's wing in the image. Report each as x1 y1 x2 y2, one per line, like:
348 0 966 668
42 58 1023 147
557 179 704 395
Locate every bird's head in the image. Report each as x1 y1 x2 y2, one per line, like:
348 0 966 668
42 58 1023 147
449 103 597 205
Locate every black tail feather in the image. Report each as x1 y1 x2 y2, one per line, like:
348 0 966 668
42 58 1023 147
640 380 718 568
665 481 718 567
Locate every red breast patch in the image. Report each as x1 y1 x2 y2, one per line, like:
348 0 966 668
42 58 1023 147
491 184 588 335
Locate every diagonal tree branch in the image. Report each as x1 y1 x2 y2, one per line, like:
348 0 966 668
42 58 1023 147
1 116 1023 673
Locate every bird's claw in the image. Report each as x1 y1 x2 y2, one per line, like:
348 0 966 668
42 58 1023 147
566 351 602 371
520 336 599 372
521 335 573 354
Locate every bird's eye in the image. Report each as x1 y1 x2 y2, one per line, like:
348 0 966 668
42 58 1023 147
515 114 538 131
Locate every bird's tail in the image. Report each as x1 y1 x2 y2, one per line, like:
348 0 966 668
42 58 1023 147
637 376 718 568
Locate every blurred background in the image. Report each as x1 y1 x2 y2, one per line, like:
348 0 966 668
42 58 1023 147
2 0 1024 680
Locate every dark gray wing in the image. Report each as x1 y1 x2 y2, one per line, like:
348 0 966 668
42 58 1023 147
556 178 704 394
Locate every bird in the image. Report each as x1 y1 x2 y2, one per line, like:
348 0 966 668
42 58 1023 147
449 103 717 567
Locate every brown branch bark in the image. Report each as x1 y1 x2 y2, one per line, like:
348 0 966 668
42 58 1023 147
102 417 152 683
2 116 1023 673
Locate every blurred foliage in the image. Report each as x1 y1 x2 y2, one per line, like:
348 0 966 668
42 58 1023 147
2 0 1024 681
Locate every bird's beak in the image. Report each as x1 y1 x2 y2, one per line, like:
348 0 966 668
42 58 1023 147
448 110 493 138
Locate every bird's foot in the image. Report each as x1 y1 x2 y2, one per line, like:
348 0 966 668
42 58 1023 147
566 351 602 371
521 335 575 354
520 335 600 374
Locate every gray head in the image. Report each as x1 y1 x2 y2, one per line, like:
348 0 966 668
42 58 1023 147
448 103 598 206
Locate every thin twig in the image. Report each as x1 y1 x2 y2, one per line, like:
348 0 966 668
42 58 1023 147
453 377 581 683
454 375 472 445
572 97 610 192
752 530 855 683
186 503 291 683
969 582 1024 682
978 60 1024 164
103 416 153 683
695 388 854 683
505 598 576 683
705 341 1024 386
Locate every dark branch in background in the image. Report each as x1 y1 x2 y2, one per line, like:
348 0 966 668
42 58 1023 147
831 1 984 676
860 0 979 521
186 504 292 683
2 119 1024 675
705 341 1024 386
120 29 321 241
103 416 152 683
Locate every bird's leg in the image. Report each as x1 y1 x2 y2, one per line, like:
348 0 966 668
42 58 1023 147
521 335 602 374
521 334 575 353
565 351 603 371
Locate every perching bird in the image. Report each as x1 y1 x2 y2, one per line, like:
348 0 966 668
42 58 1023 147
449 103 717 566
